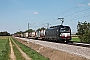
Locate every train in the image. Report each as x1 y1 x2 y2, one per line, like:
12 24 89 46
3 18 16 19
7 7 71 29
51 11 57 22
13 25 71 43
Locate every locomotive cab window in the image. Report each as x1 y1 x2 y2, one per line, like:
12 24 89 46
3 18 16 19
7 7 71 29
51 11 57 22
60 26 70 32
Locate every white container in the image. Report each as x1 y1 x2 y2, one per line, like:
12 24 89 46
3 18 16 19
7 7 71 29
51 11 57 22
31 32 36 37
36 31 40 37
24 32 28 38
40 30 46 37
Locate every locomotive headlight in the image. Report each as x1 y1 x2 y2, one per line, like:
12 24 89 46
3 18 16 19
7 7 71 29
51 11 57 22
60 34 62 36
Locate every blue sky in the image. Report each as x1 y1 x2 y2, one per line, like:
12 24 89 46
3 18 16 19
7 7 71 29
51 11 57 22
0 0 90 34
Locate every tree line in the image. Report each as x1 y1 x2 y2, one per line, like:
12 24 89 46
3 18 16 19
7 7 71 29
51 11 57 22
0 31 10 36
14 27 46 34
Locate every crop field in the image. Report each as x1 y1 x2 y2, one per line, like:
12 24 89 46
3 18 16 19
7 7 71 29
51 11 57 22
71 37 80 42
0 36 10 60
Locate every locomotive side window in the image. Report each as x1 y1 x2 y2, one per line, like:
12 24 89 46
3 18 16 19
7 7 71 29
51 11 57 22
60 26 70 32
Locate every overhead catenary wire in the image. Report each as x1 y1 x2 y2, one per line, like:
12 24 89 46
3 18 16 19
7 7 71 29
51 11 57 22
33 0 90 29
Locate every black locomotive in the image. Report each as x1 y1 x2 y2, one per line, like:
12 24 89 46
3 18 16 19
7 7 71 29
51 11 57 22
45 25 71 43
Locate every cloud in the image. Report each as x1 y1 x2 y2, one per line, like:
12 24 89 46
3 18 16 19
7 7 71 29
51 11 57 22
33 12 38 14
88 3 90 6
78 4 86 6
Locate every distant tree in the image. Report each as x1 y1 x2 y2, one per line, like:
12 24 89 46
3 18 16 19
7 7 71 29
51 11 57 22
36 28 41 31
14 29 35 35
41 27 46 30
0 31 10 36
76 33 79 35
15 31 21 34
25 29 35 33
36 27 46 31
77 21 90 43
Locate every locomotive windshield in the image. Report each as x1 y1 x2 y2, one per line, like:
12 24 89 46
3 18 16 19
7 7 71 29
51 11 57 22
60 26 70 32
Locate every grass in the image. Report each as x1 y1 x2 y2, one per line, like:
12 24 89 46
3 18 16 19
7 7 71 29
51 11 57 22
71 37 80 42
0 36 9 39
11 38 25 60
12 37 49 60
0 36 10 60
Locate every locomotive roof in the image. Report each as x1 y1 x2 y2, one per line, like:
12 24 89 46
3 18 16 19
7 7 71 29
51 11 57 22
50 25 70 28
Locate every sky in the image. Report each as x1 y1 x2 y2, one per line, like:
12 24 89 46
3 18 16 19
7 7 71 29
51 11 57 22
0 0 90 34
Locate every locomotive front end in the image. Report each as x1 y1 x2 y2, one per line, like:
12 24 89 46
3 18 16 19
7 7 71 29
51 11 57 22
60 26 71 43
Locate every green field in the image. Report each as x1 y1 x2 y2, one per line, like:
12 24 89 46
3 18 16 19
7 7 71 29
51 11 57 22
71 37 80 42
0 36 10 60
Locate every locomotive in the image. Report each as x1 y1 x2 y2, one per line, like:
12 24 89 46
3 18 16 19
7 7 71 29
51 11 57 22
44 25 71 43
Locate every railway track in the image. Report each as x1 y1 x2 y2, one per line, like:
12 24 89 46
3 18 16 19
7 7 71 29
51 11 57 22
68 42 90 48
33 38 90 48
41 39 90 48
